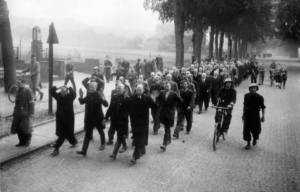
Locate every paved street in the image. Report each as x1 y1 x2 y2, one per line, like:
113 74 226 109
1 58 300 192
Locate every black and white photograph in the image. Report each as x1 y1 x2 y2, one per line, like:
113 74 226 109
0 0 300 191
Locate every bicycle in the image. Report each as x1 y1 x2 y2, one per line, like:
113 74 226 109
8 73 40 103
212 105 228 151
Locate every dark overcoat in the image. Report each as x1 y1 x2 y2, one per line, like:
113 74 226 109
128 94 159 147
11 87 34 134
243 92 266 136
157 90 182 127
79 91 108 129
49 86 76 137
104 93 129 136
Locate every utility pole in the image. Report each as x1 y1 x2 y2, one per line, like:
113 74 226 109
47 22 59 114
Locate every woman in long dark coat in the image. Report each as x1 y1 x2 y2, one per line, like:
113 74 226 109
49 86 77 156
128 84 159 163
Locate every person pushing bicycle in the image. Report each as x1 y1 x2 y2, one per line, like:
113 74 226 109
215 78 237 135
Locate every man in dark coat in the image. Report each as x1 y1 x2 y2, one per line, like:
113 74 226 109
250 61 259 83
11 78 35 147
242 83 265 150
157 82 183 151
128 84 159 163
211 71 222 107
150 76 164 135
104 56 113 83
49 86 78 156
103 84 129 160
76 82 108 156
173 80 194 138
198 73 211 114
155 54 164 72
145 60 155 79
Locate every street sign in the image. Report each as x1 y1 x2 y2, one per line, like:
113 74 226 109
47 22 59 114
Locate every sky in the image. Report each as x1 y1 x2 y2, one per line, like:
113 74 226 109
7 0 160 32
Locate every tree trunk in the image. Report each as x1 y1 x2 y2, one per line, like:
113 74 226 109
228 34 232 60
215 27 219 61
0 0 16 92
174 0 185 67
238 38 242 59
194 22 203 63
290 43 299 58
209 25 214 59
219 29 224 61
234 35 238 60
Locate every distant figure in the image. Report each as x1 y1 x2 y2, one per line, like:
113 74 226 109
64 58 77 92
91 66 105 89
11 78 35 147
155 54 164 72
22 55 44 101
104 56 113 83
49 86 78 156
135 58 141 77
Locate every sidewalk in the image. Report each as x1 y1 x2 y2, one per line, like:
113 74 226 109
0 72 116 168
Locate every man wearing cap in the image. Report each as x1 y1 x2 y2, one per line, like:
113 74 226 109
242 83 265 150
11 78 35 147
216 78 237 134
64 58 77 92
22 55 44 100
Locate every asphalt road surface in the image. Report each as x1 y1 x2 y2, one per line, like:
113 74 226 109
1 58 300 192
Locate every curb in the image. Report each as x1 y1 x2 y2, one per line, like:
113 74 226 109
0 126 85 169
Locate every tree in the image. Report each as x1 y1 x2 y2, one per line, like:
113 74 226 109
144 0 189 67
0 0 16 92
277 0 300 57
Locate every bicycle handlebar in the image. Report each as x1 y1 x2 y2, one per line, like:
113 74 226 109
212 106 229 110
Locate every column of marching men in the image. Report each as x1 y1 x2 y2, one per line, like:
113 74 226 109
21 56 281 165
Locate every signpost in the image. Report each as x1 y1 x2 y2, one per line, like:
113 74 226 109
47 22 59 114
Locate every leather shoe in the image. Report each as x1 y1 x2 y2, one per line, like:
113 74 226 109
245 145 251 150
76 151 87 156
51 150 59 156
252 140 257 146
198 111 202 114
106 140 113 145
70 141 78 148
173 133 179 139
15 143 25 147
153 131 158 135
130 157 136 164
119 146 127 153
25 140 31 147
160 145 166 151
109 154 116 160
40 92 44 100
99 144 105 151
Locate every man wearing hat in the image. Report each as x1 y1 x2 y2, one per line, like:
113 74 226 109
216 78 237 134
242 83 265 150
22 55 44 100
104 56 113 83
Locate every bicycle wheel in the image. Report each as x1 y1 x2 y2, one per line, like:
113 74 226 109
213 123 220 151
8 84 18 103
